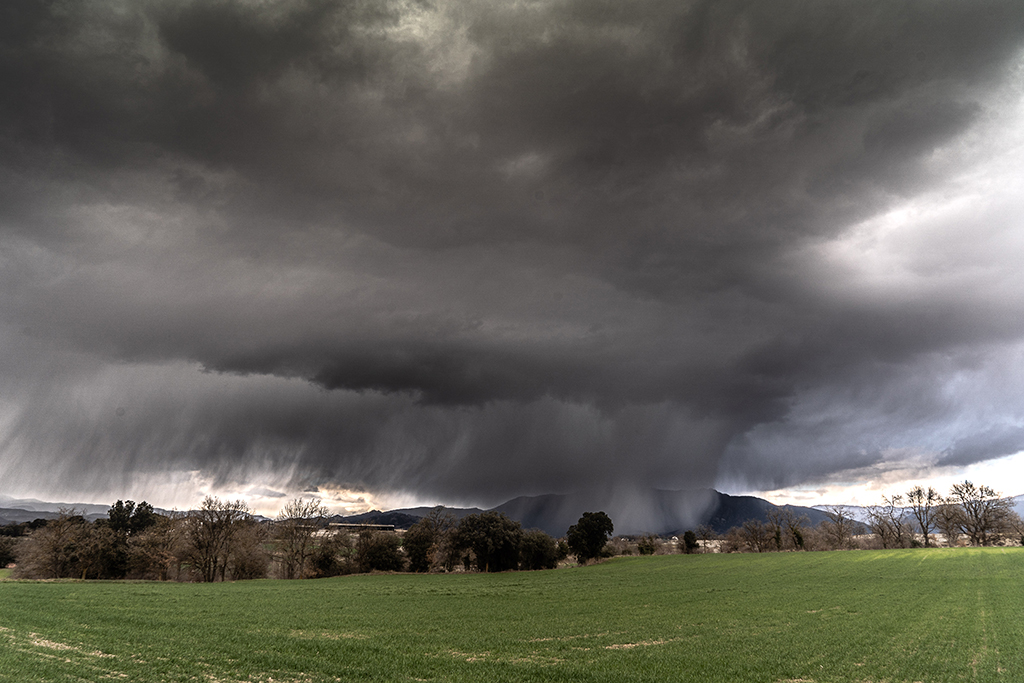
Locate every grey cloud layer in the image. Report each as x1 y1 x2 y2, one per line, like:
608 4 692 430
2 0 1024 505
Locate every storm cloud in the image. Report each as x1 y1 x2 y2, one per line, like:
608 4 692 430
2 0 1024 512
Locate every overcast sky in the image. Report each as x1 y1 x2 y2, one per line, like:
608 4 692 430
2 0 1024 516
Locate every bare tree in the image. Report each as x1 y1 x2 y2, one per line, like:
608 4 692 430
781 509 809 550
128 515 183 580
694 524 717 551
740 519 773 553
722 526 745 553
1005 511 1024 547
229 519 270 580
75 524 118 579
934 503 963 547
948 481 1013 546
820 506 856 550
764 508 785 551
867 495 909 549
14 508 90 579
180 497 253 582
274 498 329 579
905 485 941 547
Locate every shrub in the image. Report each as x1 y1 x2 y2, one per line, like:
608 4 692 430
637 535 658 555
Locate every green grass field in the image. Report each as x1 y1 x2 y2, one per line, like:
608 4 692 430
1 548 1021 682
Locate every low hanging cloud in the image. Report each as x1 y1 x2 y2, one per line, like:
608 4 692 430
2 0 1024 510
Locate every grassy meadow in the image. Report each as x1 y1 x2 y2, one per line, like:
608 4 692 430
1 548 1022 682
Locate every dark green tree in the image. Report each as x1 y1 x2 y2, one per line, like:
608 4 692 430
403 507 456 573
107 500 159 535
566 511 614 564
403 520 436 573
682 530 699 554
0 536 17 566
129 502 158 535
309 532 353 577
107 500 136 534
356 531 404 572
102 500 161 578
452 511 523 572
519 529 559 570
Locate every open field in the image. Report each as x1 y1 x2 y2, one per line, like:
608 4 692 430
1 548 1021 682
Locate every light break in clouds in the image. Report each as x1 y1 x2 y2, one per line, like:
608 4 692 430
2 0 1024 516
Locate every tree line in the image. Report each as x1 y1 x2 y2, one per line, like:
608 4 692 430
863 481 1021 549
717 480 1021 553
3 498 618 581
5 479 1015 577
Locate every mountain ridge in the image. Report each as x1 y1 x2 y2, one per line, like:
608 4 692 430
357 489 834 536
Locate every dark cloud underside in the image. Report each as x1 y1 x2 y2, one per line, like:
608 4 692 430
2 0 1024 509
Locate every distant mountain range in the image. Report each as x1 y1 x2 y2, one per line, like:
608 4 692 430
335 489 835 536
331 490 1024 536
0 496 113 524
1 489 826 534
6 491 1021 538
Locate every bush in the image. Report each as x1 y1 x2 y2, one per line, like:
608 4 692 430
637 535 658 555
556 540 569 562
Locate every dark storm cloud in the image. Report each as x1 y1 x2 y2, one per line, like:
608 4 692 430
939 425 1024 468
2 0 1024 508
